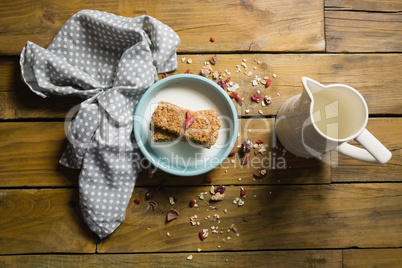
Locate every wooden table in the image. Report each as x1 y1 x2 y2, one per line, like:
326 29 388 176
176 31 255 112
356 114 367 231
1 1 401 267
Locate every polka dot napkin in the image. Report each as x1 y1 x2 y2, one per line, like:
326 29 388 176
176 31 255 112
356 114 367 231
20 10 180 239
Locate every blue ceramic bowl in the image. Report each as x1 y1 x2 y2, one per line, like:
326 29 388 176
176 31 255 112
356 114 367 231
134 74 238 176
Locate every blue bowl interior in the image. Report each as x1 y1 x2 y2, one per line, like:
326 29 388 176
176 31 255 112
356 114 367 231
134 74 238 176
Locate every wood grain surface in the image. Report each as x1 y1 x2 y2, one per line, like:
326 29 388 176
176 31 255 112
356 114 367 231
0 0 401 265
343 248 402 268
1 183 401 254
98 183 402 252
325 0 402 52
0 250 343 267
0 189 95 254
1 53 401 119
0 0 324 55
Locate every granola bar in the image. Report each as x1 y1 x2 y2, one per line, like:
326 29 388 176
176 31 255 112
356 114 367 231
151 101 221 148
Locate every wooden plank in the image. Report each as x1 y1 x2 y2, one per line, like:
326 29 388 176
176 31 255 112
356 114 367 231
2 53 402 119
326 0 402 13
0 122 79 187
332 118 402 182
0 118 330 188
98 183 402 252
0 189 96 254
0 250 343 267
325 0 402 52
343 248 402 268
0 0 324 56
0 1 119 56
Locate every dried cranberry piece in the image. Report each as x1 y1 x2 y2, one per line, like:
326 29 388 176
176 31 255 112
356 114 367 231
251 93 263 102
240 187 246 197
204 177 212 183
145 188 155 200
241 154 250 166
264 95 272 105
214 185 226 194
217 80 227 89
241 138 253 153
229 149 236 157
265 78 272 88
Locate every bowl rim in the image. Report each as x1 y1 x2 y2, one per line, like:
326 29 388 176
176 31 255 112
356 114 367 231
133 74 239 176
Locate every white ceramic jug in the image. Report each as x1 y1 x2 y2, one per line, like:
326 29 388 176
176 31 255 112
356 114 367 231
275 77 392 164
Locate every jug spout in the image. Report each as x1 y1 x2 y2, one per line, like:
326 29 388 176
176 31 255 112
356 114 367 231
302 77 325 100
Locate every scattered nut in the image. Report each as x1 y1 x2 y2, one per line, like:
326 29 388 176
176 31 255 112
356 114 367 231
200 64 213 77
166 209 179 222
254 168 267 178
145 189 155 200
211 192 225 201
209 54 218 65
149 200 158 210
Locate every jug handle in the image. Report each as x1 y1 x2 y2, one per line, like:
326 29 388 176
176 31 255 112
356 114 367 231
336 129 392 164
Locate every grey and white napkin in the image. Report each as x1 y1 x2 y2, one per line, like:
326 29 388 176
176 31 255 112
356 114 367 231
20 10 180 238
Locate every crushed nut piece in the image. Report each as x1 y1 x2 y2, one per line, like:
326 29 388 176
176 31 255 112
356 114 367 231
187 59 192 64
240 154 250 165
169 197 175 205
145 188 155 200
200 64 213 77
254 168 267 178
149 200 158 210
227 83 239 92
209 54 218 65
211 192 225 201
166 209 179 222
187 255 193 260
210 185 215 195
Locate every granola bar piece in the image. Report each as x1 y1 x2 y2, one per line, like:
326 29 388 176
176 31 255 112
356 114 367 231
151 101 221 148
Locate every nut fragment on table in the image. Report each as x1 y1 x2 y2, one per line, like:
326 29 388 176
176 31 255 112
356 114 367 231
166 209 179 222
254 168 267 178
